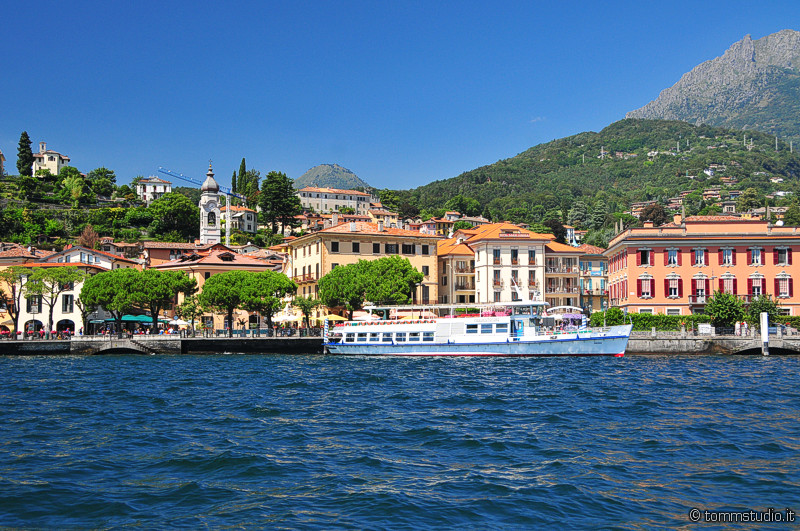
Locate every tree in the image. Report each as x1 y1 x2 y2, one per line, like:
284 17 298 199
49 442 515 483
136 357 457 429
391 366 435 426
444 195 481 217
783 204 800 226
240 271 297 329
259 171 302 234
58 167 94 207
568 201 588 228
90 178 115 198
77 224 100 249
0 266 32 335
705 291 745 327
133 269 198 331
737 187 762 213
74 296 96 335
639 203 669 226
292 296 322 328
198 270 251 337
543 218 567 244
147 192 200 241
452 220 474 232
80 268 141 338
17 131 33 176
318 261 372 320
590 200 608 230
176 294 203 336
364 256 423 306
86 167 116 185
747 295 781 325
26 266 87 338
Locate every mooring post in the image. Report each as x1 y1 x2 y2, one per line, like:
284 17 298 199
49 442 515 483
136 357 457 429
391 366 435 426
760 312 770 356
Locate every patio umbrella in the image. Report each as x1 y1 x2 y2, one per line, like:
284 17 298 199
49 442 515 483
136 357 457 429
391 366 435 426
321 314 347 321
1 319 13 326
169 319 190 326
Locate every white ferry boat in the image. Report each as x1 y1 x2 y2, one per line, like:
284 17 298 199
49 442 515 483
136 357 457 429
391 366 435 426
324 301 632 357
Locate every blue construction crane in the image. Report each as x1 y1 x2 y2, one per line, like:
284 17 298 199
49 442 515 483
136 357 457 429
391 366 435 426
157 166 247 202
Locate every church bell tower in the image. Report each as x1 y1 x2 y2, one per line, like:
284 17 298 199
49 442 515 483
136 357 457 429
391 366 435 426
199 163 221 244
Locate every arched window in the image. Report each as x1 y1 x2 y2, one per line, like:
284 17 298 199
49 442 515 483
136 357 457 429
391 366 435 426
208 212 216 227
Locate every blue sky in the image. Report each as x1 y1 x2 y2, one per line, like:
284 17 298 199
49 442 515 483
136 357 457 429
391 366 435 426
3 1 799 190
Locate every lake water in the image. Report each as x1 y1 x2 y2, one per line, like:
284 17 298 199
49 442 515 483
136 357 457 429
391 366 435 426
0 353 798 528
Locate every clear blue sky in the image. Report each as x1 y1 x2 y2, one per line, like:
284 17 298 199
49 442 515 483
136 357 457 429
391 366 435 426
3 1 798 190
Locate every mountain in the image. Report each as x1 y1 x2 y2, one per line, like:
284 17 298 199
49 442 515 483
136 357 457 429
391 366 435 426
392 119 800 225
626 30 800 141
293 164 371 190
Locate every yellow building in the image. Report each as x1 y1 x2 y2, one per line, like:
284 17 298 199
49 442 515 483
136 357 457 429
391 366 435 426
287 220 442 307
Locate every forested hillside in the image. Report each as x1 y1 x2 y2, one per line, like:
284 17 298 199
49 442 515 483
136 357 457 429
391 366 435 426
384 119 800 244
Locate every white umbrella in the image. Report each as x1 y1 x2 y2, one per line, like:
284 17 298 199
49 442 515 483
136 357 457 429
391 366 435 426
169 319 190 326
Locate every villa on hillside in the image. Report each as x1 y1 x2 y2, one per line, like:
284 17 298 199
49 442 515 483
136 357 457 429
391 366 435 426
32 142 70 176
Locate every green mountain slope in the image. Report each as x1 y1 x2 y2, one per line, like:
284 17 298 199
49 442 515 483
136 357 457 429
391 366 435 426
293 164 371 190
394 119 800 225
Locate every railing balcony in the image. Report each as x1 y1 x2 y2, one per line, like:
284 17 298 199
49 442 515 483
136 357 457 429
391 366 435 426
510 258 519 265
292 274 317 282
528 280 539 288
493 258 501 265
492 280 503 288
455 282 475 290
688 295 707 304
455 266 475 273
545 266 580 274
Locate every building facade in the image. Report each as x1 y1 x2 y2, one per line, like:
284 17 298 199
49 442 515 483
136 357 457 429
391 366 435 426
287 221 441 306
544 241 583 309
32 142 70 176
199 165 222 244
136 176 172 204
606 215 800 316
578 244 608 313
221 205 258 234
296 187 371 215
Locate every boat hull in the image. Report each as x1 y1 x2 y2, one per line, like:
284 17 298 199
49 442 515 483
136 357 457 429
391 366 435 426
326 325 631 357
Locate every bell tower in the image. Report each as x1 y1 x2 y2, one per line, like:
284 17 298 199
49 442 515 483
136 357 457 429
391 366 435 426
199 163 221 244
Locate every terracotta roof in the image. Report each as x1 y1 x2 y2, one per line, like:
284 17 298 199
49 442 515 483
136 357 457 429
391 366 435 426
153 250 279 268
546 241 585 253
577 243 606 255
138 177 171 184
298 186 371 196
319 221 441 238
0 246 56 259
221 205 256 212
465 223 553 244
43 246 138 263
437 238 474 257
22 262 109 272
142 241 212 250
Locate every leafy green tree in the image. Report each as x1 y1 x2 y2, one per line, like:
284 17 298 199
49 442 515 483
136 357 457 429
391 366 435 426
0 266 32 334
445 195 481 217
318 260 372 320
147 192 200 241
365 256 423 306
737 187 762 213
176 294 203 336
543 218 567 244
452 220 474 232
57 166 94 207
568 201 588 228
705 291 746 327
240 271 297 329
17 176 39 201
259 171 302 233
80 268 141 338
590 200 607 230
747 295 781 325
90 177 115 198
86 167 116 185
74 296 96 335
198 270 251 337
17 131 33 176
783 204 800 226
292 296 322 328
26 266 87 338
133 269 198 331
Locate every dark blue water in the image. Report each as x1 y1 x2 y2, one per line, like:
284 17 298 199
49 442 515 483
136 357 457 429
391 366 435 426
0 354 798 529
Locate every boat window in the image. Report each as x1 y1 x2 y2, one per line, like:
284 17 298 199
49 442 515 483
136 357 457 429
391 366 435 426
382 332 393 342
481 323 493 334
409 332 420 342
395 332 407 342
466 324 478 334
423 331 434 342
369 333 380 342
495 323 508 334
357 333 368 342
345 333 355 343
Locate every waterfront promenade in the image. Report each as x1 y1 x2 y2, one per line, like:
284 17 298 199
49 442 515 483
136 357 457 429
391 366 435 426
1 330 799 355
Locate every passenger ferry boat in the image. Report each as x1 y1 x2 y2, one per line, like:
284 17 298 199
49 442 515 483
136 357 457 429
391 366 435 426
324 300 632 357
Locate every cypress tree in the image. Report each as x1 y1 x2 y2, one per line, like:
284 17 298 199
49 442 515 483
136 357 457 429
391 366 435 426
231 171 237 194
17 131 34 176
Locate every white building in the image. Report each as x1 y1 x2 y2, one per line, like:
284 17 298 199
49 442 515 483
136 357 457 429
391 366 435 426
221 205 258 234
32 142 70 176
17 246 139 334
136 176 172 204
199 165 222 245
296 186 372 215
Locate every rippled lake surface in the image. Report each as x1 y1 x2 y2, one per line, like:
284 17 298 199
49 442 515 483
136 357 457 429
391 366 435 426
0 353 798 529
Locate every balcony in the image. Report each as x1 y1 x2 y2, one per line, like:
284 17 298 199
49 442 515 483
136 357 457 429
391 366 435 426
545 266 580 274
688 295 707 304
511 258 519 265
455 281 475 290
583 288 608 296
292 274 317 283
528 280 539 288
545 286 580 294
492 280 503 288
455 265 475 273
493 258 501 265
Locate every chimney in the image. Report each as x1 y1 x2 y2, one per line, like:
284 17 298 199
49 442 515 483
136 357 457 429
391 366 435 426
332 213 339 225
673 213 682 224
349 222 357 232
39 142 46 154
378 221 384 232
643 221 654 228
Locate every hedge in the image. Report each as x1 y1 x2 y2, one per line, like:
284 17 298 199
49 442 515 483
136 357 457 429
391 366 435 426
589 310 712 331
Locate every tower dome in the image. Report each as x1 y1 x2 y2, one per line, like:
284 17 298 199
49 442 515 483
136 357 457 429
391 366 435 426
201 163 219 193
